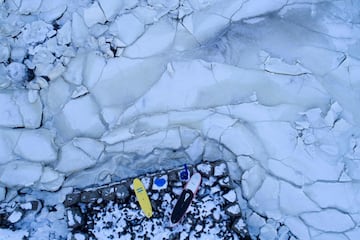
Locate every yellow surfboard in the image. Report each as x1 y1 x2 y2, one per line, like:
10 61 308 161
133 178 153 218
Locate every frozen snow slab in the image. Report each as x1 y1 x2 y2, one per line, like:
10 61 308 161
0 128 57 164
0 90 42 128
0 160 43 187
14 129 57 163
56 138 104 174
124 18 176 58
53 95 106 140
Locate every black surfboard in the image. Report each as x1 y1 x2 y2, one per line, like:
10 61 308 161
170 189 194 224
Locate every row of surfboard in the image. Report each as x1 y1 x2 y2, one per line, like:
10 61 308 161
133 172 202 225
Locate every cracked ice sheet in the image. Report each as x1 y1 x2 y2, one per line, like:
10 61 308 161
0 0 360 239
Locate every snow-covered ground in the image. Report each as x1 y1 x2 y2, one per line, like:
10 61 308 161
0 0 359 239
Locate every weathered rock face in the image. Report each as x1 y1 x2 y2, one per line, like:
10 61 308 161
63 160 251 239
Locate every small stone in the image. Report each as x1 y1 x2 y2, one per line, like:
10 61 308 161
214 162 227 177
168 171 178 182
196 163 213 177
115 184 129 202
80 190 100 203
225 203 241 217
64 192 81 207
100 187 115 201
67 207 84 228
223 190 237 203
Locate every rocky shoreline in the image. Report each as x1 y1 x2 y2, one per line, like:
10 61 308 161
64 160 250 239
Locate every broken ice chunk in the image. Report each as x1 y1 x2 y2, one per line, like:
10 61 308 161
83 2 106 27
7 62 28 83
38 167 65 192
21 21 53 44
260 224 277 240
57 21 72 46
0 90 42 128
8 210 23 223
14 129 57 163
182 12 229 44
0 161 43 187
71 12 89 47
124 18 176 58
223 189 237 203
0 64 11 88
19 0 42 15
56 140 98 174
301 209 355 232
0 43 10 63
98 0 137 20
109 14 145 46
54 95 106 140
72 137 104 160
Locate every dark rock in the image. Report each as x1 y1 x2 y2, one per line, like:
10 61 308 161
64 192 81 207
0 212 10 228
80 190 100 203
115 185 129 202
100 187 115 202
168 171 178 182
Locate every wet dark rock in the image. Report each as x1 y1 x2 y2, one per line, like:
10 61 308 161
64 192 81 207
115 184 129 202
80 190 100 203
100 187 115 202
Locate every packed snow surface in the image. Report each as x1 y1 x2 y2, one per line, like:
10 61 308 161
0 0 360 239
